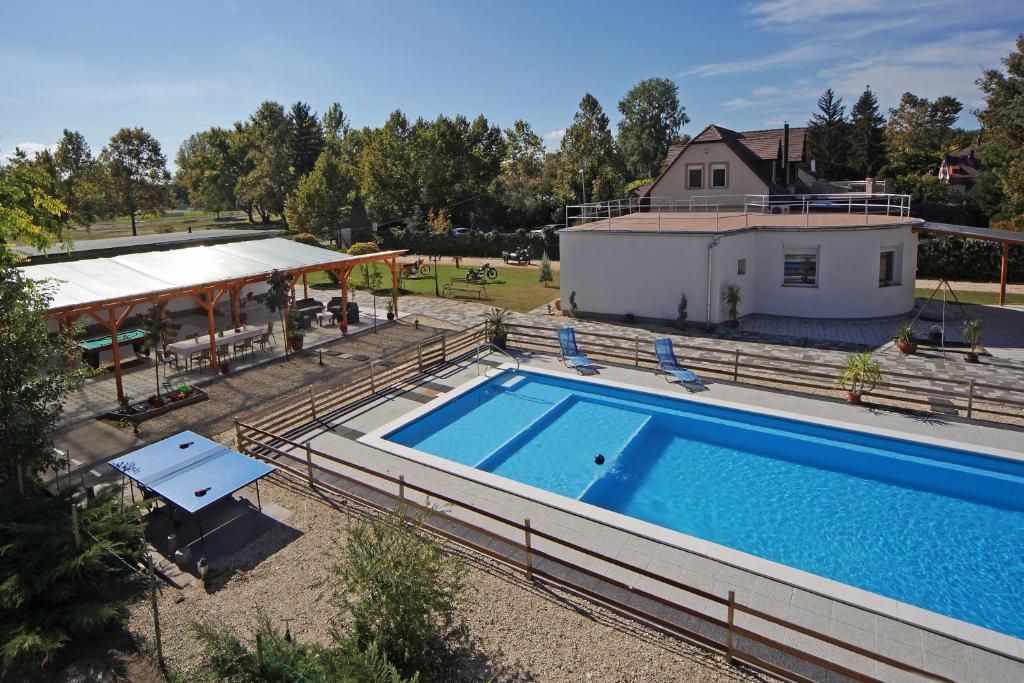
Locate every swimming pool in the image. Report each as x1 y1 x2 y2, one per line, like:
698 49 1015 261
380 369 1024 639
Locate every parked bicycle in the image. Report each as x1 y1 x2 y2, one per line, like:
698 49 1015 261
399 257 430 278
466 262 498 283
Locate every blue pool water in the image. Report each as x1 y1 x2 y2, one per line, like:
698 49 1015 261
387 371 1024 638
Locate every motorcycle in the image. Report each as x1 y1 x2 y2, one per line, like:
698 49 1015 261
465 262 498 284
399 257 430 278
502 249 531 265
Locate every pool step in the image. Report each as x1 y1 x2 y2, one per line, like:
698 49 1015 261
474 395 577 471
576 417 653 502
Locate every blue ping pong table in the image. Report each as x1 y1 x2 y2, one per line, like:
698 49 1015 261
109 431 275 543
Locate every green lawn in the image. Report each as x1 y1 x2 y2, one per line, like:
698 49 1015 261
915 287 1024 305
307 263 559 312
57 210 255 241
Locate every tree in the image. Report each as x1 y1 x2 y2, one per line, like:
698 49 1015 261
847 87 886 177
0 155 69 250
975 34 1024 225
555 93 625 203
52 129 104 225
327 509 466 678
284 148 357 236
806 89 849 180
0 491 145 675
617 78 689 180
538 251 553 287
322 102 350 143
139 304 171 399
360 110 421 223
99 127 171 235
885 92 963 174
498 120 552 227
236 101 293 222
289 101 326 178
0 254 89 494
175 127 239 216
425 208 452 234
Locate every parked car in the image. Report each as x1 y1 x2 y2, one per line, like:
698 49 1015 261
450 227 471 236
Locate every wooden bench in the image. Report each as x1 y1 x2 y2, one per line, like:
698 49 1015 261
443 278 489 300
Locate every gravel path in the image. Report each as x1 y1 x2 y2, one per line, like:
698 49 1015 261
127 473 761 682
917 279 1024 294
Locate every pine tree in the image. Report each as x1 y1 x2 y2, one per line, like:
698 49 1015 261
289 101 326 178
806 89 850 180
847 87 886 177
538 252 553 287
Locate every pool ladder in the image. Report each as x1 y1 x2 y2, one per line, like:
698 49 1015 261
476 342 520 376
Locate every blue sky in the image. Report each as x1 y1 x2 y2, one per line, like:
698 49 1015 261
2 1 1020 166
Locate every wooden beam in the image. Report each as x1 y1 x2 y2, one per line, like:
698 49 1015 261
389 256 399 319
206 287 220 370
302 273 308 299
999 242 1009 306
230 286 241 327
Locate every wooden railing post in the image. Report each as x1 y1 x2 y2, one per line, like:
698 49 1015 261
966 378 974 419
524 517 533 580
309 388 318 422
369 360 376 393
418 345 423 371
441 335 447 361
733 349 740 382
234 420 243 452
634 336 639 366
726 590 736 665
305 441 314 486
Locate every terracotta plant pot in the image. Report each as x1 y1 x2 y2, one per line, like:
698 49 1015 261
896 339 917 354
964 351 979 363
289 337 304 351
846 391 862 404
554 299 561 311
220 360 230 375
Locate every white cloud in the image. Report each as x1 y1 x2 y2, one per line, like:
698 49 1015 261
752 85 780 97
681 44 819 77
749 0 869 25
4 141 54 160
543 128 565 151
723 97 758 110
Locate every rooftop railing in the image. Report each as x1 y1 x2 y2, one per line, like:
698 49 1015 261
564 193 913 231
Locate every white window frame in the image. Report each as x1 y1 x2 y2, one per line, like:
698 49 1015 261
710 162 729 189
685 163 704 190
879 244 902 287
782 246 819 287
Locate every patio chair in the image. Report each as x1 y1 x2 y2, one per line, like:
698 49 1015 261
653 338 702 390
557 327 594 373
256 330 272 354
233 336 255 360
188 348 210 372
160 344 179 373
266 321 277 348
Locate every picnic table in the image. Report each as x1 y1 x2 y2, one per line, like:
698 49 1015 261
443 277 489 300
167 325 264 365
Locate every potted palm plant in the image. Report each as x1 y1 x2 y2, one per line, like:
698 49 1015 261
837 352 884 404
483 308 511 349
723 284 742 328
962 318 983 363
386 299 395 321
894 326 917 354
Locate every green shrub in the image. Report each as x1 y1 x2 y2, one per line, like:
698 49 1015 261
917 235 1024 282
0 491 145 675
293 232 322 247
326 509 466 679
348 241 382 256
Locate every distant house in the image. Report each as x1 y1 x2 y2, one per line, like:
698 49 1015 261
938 147 983 196
642 124 815 204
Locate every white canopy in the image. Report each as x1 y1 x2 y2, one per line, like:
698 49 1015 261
19 238 388 314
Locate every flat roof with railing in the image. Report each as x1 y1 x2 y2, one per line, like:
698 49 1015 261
564 193 918 234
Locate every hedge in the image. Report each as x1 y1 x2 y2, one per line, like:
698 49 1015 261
380 227 560 260
917 235 1024 283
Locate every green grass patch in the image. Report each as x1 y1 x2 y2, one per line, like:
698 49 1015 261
915 287 1024 305
307 263 559 313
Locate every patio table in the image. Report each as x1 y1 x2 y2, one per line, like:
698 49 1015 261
167 325 264 362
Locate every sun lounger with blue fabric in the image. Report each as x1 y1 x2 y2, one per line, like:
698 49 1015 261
558 327 593 372
654 338 702 389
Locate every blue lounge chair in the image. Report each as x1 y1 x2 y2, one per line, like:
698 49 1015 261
558 327 594 372
654 338 702 389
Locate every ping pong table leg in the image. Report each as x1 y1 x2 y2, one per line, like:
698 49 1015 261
199 519 205 545
256 479 262 511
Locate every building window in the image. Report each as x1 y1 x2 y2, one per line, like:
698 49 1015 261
711 163 728 189
737 258 746 275
879 246 901 286
686 164 704 189
783 248 818 287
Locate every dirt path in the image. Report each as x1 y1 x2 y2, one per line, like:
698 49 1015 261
917 279 1024 294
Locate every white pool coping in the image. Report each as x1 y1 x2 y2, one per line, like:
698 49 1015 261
359 363 1024 660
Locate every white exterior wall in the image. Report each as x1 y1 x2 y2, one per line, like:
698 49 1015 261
649 141 770 205
559 225 917 324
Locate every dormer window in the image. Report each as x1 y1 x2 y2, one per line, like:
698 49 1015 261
686 164 704 189
710 163 728 189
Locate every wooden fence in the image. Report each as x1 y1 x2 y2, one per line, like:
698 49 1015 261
235 420 954 683
508 322 1024 424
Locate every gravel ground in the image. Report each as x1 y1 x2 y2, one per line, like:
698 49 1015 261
124 318 457 442
127 472 763 683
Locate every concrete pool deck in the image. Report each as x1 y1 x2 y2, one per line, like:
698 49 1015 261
259 351 1024 682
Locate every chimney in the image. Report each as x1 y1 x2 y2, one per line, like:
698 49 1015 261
782 122 790 183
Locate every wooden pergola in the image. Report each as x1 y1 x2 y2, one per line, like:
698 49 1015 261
33 246 405 403
915 222 1024 306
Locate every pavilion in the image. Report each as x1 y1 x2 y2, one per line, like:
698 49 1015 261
916 222 1024 305
18 237 405 403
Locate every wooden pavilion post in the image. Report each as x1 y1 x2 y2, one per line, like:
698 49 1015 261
229 286 241 327
191 288 225 371
87 305 134 403
999 241 1009 306
332 265 352 334
302 273 308 299
389 256 399 318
